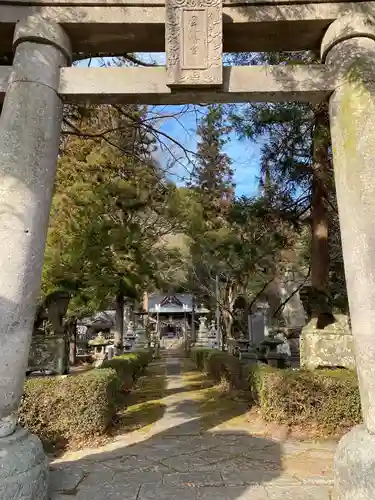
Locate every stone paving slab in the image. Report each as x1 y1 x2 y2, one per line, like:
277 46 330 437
138 484 197 500
198 485 269 500
50 356 335 500
163 471 224 486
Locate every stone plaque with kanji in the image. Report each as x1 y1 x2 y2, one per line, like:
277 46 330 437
166 0 222 87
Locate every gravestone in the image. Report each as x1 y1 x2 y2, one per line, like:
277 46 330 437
249 311 265 348
208 320 219 349
278 270 306 330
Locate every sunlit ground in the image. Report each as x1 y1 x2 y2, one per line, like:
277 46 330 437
114 361 167 434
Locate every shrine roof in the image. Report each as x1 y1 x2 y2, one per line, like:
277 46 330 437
148 293 193 313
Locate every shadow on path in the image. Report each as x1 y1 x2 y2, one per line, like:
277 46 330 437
50 356 332 500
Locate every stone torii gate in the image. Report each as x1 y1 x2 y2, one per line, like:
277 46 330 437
0 1 375 498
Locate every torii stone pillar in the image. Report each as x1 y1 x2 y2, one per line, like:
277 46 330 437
0 16 71 499
322 13 375 500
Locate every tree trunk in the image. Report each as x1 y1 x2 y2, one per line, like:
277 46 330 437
310 100 333 326
115 291 125 352
222 282 235 341
69 317 77 366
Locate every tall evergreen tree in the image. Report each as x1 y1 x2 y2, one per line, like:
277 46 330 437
180 105 292 340
43 103 181 349
228 51 347 324
190 105 234 220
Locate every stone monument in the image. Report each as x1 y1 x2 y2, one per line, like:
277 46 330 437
194 317 217 348
208 320 219 348
133 324 149 350
123 321 136 351
300 313 354 370
27 334 68 375
249 310 266 348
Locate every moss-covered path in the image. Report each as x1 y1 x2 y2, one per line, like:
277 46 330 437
50 354 336 500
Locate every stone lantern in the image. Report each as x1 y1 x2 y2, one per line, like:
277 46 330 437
88 333 112 367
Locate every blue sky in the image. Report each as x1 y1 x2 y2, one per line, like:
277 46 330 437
79 56 262 197
153 104 261 196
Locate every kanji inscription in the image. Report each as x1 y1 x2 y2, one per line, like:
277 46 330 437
166 0 222 87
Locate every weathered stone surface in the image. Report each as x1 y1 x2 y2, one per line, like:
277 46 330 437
321 13 375 500
0 65 338 106
50 465 86 494
75 482 140 500
0 13 71 500
0 14 70 439
139 484 197 500
0 427 49 500
300 326 354 370
197 485 268 500
282 448 333 482
321 12 375 61
2 2 374 57
265 484 331 499
28 334 68 374
163 471 223 486
116 469 164 485
333 425 375 500
323 13 375 433
166 0 222 87
221 460 280 485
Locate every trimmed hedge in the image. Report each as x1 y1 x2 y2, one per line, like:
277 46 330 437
191 348 362 433
101 351 153 391
20 368 119 445
190 348 242 388
249 365 362 432
20 350 153 447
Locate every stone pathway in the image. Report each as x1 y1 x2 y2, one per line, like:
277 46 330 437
50 356 335 500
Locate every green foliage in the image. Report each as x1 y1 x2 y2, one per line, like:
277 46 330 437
42 104 182 316
228 52 347 313
185 190 294 337
192 347 361 433
248 365 361 432
190 348 243 388
101 351 153 390
190 348 215 371
20 351 153 447
20 369 119 445
178 107 294 338
190 104 234 220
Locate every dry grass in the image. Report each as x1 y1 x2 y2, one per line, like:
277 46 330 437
113 361 167 434
181 358 250 430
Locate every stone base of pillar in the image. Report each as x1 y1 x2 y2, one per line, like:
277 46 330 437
300 314 354 370
0 426 48 500
334 425 375 500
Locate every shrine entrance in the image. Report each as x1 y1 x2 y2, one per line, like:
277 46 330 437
146 293 192 339
1 3 375 499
